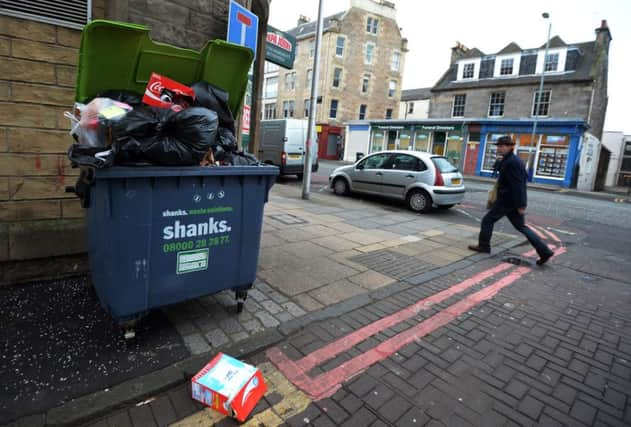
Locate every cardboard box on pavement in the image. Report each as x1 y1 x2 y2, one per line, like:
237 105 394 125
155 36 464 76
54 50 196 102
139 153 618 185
191 353 267 422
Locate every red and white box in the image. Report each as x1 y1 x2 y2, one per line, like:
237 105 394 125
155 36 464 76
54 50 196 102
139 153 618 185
191 353 267 422
142 72 195 111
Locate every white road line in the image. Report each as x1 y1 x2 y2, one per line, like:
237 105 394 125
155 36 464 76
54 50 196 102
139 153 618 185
455 208 481 222
546 226 576 236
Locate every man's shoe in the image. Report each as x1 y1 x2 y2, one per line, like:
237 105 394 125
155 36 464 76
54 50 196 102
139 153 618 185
536 252 554 266
468 244 490 254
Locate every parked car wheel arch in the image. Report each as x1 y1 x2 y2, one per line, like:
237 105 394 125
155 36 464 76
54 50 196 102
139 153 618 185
406 188 432 213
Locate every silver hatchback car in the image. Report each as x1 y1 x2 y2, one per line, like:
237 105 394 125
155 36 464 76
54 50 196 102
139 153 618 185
329 150 466 213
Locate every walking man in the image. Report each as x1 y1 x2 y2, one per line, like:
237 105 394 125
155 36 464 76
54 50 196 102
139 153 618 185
468 135 554 265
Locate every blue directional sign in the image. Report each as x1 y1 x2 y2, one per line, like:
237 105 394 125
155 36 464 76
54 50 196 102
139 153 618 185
227 0 259 56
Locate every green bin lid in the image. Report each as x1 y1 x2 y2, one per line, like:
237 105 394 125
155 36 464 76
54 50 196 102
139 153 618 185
75 20 253 117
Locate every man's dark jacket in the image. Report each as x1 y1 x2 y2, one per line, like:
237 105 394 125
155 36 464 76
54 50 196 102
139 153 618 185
496 151 527 209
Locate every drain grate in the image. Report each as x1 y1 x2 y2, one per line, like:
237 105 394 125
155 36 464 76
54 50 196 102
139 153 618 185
269 214 308 225
350 249 436 280
503 257 532 267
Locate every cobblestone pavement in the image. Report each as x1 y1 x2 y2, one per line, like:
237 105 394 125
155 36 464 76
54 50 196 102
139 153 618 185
78 222 631 426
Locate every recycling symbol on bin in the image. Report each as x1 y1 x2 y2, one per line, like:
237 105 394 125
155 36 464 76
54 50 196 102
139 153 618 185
218 190 225 199
193 194 202 203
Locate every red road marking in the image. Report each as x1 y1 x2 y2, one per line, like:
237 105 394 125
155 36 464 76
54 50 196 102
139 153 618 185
267 266 530 400
536 225 562 243
287 263 512 374
528 222 547 240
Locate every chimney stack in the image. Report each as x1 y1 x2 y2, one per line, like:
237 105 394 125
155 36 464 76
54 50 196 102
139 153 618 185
595 19 612 53
450 41 468 63
297 15 310 26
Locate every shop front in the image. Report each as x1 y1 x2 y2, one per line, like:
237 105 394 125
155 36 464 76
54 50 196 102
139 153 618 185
475 119 588 187
365 121 467 169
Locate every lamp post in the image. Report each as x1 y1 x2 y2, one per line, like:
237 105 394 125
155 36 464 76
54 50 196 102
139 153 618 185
526 12 551 181
302 0 324 200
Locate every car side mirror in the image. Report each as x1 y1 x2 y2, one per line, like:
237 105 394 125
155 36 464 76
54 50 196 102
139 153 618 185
356 163 364 170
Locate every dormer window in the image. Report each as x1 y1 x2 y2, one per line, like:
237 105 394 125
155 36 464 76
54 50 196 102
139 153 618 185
536 48 566 74
500 58 513 75
544 53 559 72
463 63 475 79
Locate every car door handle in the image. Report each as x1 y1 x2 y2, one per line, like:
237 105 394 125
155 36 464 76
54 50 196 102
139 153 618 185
376 172 383 176
406 174 415 178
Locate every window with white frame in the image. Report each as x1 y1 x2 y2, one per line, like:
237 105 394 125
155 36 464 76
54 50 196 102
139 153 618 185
488 92 505 117
532 90 551 116
359 104 367 120
362 75 370 93
264 62 279 73
282 100 295 118
365 43 375 65
332 68 342 88
306 69 313 88
452 94 466 117
385 108 393 119
304 99 310 118
336 36 345 56
388 80 396 98
284 72 296 90
264 76 278 98
330 99 339 118
391 51 401 71
366 17 379 34
500 58 514 75
264 103 277 120
462 63 475 79
544 53 559 72
309 41 315 58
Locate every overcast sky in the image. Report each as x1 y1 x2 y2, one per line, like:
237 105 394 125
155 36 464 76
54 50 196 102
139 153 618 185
268 0 630 135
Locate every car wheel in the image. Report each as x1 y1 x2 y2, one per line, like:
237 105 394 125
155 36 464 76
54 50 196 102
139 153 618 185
437 204 455 210
333 177 349 196
407 189 432 213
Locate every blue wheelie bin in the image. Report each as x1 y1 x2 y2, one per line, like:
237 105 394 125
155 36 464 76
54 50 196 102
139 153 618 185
71 21 278 331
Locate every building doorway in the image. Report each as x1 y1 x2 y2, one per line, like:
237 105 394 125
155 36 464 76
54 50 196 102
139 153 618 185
387 131 397 150
433 131 446 155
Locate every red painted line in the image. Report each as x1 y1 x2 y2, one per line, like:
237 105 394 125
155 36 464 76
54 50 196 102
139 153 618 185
537 226 562 243
528 223 547 240
267 266 530 400
291 263 513 373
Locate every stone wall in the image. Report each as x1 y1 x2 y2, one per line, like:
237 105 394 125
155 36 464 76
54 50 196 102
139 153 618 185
429 82 592 120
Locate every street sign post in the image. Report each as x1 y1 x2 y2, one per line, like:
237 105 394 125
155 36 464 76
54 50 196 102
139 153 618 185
227 0 258 55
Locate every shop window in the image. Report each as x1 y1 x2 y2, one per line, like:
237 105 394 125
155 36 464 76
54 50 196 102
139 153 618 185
488 92 505 117
452 94 466 117
414 129 430 152
446 131 463 166
398 130 412 150
532 90 551 117
535 134 569 179
481 133 506 171
371 131 385 152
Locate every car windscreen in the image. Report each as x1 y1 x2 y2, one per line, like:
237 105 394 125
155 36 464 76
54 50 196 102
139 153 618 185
431 156 458 173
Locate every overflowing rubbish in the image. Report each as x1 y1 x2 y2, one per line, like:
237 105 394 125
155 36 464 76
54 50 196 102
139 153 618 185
192 353 267 422
142 72 195 111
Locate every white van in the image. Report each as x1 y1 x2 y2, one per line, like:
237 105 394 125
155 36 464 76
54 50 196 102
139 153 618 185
259 119 319 179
